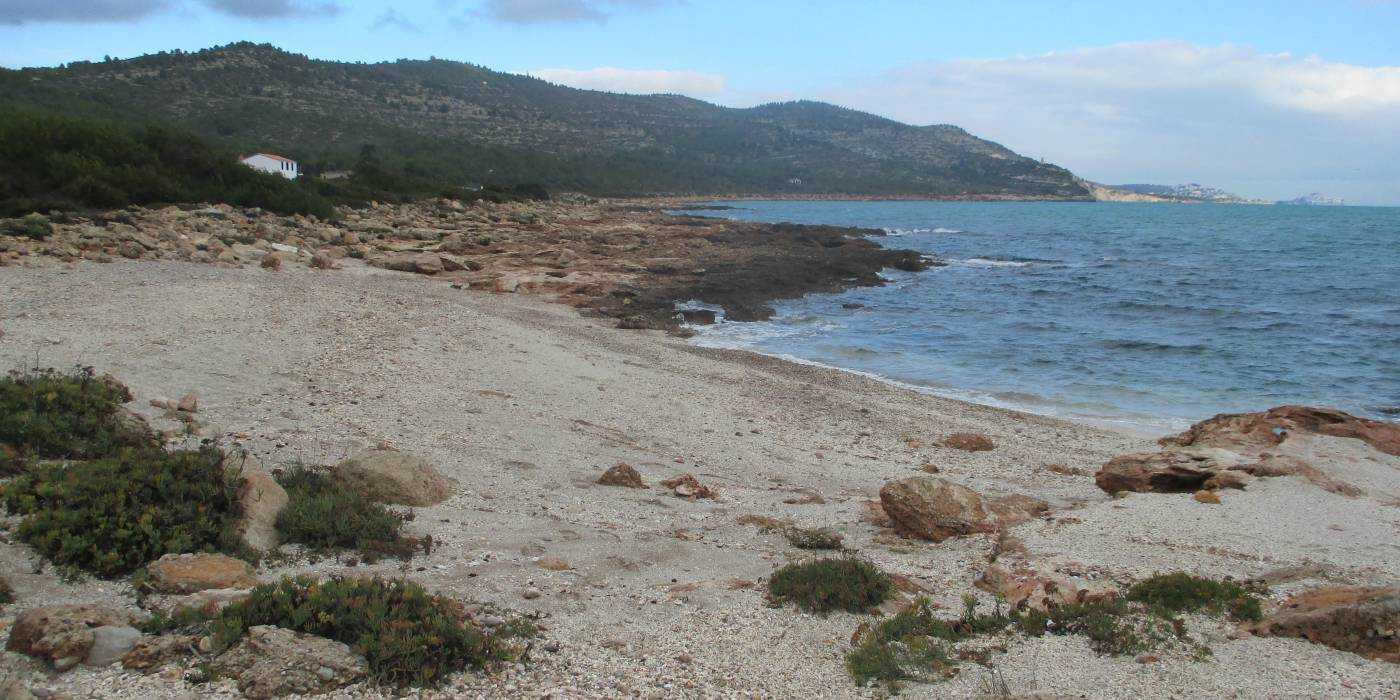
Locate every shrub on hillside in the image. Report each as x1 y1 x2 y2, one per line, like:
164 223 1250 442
0 108 335 218
0 366 158 474
768 557 892 614
1 446 244 577
212 576 514 687
274 465 417 559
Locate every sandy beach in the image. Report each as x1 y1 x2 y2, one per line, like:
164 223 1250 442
2 256 1397 698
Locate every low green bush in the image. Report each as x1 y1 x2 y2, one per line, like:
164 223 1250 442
5 213 53 240
212 576 513 687
783 526 844 550
845 572 1266 687
274 465 417 559
1 446 243 577
769 557 892 614
1126 572 1264 622
0 366 158 473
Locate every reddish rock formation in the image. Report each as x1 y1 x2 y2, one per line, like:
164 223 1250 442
661 474 715 500
597 462 647 489
940 432 995 452
1252 586 1399 663
1162 405 1400 457
879 476 1047 542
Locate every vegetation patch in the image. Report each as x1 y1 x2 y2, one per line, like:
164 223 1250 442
1126 572 1264 622
847 573 1265 688
2 446 243 578
782 526 844 550
274 465 421 560
768 557 892 614
211 576 521 687
0 366 158 474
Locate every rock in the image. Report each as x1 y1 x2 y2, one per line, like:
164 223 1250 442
522 587 542 600
1252 586 1399 662
6 604 134 671
538 557 571 571
976 561 1118 613
176 392 198 413
332 448 453 506
660 474 715 500
1193 490 1221 504
227 451 288 552
145 553 257 594
1163 405 1400 457
941 433 995 452
123 634 200 672
987 493 1052 527
679 309 717 325
158 588 252 617
83 625 142 668
597 463 647 489
1094 450 1230 494
879 476 987 542
211 625 368 699
310 252 339 270
0 680 36 700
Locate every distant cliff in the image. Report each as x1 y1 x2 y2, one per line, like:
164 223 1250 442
0 43 1090 200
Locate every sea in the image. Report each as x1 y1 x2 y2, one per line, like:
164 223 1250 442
677 201 1400 435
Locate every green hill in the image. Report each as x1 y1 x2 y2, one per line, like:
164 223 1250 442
0 43 1089 199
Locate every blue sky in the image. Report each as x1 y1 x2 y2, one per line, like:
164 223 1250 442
3 0 1399 203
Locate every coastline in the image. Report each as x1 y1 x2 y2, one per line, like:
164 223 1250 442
2 259 1397 698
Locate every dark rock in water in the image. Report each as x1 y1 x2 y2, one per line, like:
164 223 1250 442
841 303 866 310
680 309 717 325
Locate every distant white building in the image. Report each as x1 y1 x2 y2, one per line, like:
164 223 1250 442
240 153 300 180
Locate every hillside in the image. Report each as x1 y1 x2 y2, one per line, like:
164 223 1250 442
0 43 1089 199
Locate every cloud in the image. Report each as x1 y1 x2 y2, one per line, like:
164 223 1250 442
370 8 418 31
199 0 340 18
813 41 1400 203
529 66 724 96
0 0 339 23
0 0 173 24
478 0 672 25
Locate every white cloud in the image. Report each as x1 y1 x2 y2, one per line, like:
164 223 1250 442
813 41 1400 203
529 66 725 96
477 0 674 25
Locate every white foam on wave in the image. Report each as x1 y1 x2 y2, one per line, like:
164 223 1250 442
955 258 1032 268
882 226 965 236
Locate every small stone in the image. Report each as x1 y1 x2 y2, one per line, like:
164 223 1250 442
522 588 542 600
941 433 995 452
1135 653 1160 664
597 463 647 489
1193 490 1222 504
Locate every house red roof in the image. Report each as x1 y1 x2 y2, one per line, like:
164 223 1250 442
242 153 296 163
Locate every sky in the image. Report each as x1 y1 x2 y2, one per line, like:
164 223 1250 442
3 0 1400 204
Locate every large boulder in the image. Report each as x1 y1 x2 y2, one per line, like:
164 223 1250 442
211 625 368 698
1162 405 1400 457
6 604 135 671
227 451 288 552
145 553 257 594
332 448 453 506
1094 449 1244 494
1252 586 1399 663
122 634 200 672
879 476 1047 542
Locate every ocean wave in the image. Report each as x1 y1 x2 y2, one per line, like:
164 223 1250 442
955 258 1032 268
882 226 965 236
1097 339 1211 355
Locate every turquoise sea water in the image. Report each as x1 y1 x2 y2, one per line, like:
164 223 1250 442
681 201 1400 434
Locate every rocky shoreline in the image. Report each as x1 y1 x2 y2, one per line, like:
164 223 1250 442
0 198 930 329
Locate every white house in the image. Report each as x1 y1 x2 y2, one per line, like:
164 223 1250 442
240 153 300 180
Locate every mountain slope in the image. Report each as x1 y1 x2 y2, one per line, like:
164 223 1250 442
0 43 1089 198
